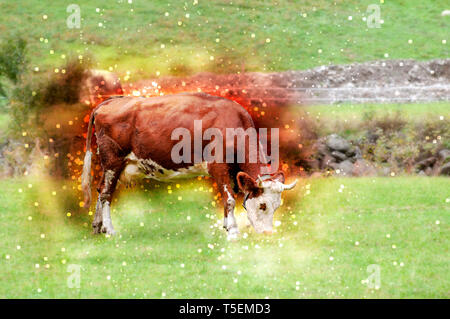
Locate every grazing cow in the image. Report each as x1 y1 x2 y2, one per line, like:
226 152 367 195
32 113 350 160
81 93 297 239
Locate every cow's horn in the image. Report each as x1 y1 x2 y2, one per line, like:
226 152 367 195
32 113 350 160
282 179 298 190
256 175 264 188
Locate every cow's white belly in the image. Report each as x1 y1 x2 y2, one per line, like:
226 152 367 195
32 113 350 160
119 152 209 184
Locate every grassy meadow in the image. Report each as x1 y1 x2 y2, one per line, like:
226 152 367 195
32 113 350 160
0 175 448 298
0 0 448 78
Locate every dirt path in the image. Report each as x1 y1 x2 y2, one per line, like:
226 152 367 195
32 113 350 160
129 59 450 106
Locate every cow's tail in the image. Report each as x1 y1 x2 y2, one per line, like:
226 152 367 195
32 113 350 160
81 111 95 208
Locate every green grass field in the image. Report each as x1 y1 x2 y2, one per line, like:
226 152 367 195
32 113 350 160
1 176 448 298
0 0 448 77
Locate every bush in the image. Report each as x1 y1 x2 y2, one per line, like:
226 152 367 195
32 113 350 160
0 37 27 84
41 58 90 105
357 113 449 173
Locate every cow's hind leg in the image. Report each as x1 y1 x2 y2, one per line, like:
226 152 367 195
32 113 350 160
92 174 104 234
97 135 126 236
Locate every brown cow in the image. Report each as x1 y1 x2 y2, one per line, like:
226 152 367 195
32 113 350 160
81 93 297 239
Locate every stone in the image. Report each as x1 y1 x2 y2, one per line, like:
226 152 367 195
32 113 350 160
331 150 347 162
316 142 330 156
439 162 450 176
438 149 450 162
320 154 336 170
353 146 363 159
326 134 351 152
416 157 437 170
425 167 433 176
352 159 377 176
336 160 354 176
381 167 391 176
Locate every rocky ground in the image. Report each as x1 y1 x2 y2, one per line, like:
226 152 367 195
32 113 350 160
313 134 450 177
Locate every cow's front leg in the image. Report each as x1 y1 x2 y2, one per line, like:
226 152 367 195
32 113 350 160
100 199 115 236
208 164 240 240
223 185 239 240
92 197 103 234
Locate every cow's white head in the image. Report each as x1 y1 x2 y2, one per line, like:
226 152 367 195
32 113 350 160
237 171 297 234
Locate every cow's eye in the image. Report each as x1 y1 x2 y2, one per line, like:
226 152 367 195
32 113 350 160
259 203 267 211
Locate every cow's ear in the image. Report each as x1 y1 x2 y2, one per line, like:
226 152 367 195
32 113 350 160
272 171 285 184
237 172 259 193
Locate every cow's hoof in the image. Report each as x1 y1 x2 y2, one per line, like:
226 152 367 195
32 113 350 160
227 227 240 241
92 223 102 234
101 226 116 236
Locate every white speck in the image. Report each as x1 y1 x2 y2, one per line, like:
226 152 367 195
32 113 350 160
355 241 359 246
392 244 396 249
274 221 282 227
329 256 334 261
400 262 404 267
106 275 111 280
348 16 352 20
180 263 185 268
222 265 227 270
386 234 391 238
435 220 440 225
408 39 413 44
443 40 447 44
